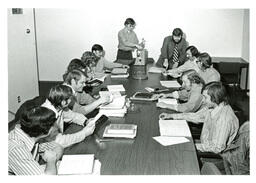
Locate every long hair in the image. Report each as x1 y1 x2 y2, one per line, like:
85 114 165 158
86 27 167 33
48 85 73 108
202 82 229 105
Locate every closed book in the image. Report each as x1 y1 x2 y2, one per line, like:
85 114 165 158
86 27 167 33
111 68 128 75
107 124 136 134
103 124 137 139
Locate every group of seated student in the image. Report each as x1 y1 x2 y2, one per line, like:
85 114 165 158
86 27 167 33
155 27 240 162
9 19 241 174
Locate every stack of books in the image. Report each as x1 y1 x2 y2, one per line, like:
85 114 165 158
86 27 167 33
103 124 137 139
111 68 129 78
99 91 127 117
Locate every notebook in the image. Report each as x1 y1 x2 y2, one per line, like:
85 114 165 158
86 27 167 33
58 154 95 175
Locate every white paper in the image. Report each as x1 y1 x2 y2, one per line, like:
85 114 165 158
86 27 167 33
58 154 94 175
94 74 107 81
148 67 165 73
107 85 125 92
100 96 126 109
159 119 192 137
158 98 177 105
153 136 190 146
160 80 181 88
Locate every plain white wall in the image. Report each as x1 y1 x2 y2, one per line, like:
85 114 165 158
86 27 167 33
35 7 246 81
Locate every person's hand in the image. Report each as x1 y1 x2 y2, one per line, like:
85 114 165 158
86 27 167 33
85 118 95 126
52 144 64 160
41 150 57 163
122 65 130 69
163 59 169 70
159 113 173 120
99 95 112 104
156 102 168 109
83 121 96 136
136 44 143 50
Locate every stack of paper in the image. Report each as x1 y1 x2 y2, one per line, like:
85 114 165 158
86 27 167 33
148 67 165 73
58 154 95 175
158 98 177 105
152 119 191 147
99 90 127 117
103 124 137 139
160 80 181 88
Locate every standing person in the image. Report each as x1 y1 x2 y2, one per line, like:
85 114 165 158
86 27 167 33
156 70 205 113
9 106 63 175
196 52 220 84
160 82 239 154
63 69 111 115
116 18 144 63
156 28 187 69
91 44 129 74
41 84 96 148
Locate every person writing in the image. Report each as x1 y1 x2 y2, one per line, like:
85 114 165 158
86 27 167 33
160 82 239 154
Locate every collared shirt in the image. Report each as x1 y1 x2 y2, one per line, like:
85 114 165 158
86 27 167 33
197 67 220 84
176 84 205 113
175 58 200 73
95 57 122 73
41 99 87 148
196 103 239 153
9 125 44 175
118 28 139 51
62 83 96 115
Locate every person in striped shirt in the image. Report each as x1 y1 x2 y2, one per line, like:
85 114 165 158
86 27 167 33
160 82 239 154
9 106 63 175
156 70 205 113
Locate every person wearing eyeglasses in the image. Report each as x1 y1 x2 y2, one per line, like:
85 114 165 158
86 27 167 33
156 28 188 70
196 52 220 84
164 45 200 77
116 18 144 63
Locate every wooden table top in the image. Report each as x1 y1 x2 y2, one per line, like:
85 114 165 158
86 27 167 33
63 64 200 175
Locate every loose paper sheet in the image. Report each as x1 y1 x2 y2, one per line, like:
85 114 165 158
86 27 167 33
153 136 190 146
159 119 192 137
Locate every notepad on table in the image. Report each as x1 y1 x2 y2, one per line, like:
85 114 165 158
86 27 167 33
58 154 95 175
160 80 181 88
111 68 128 75
159 119 191 137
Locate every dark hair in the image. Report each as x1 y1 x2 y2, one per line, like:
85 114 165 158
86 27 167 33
48 85 73 108
124 18 136 26
182 69 205 85
91 44 103 52
202 82 229 105
186 46 200 58
20 106 56 137
63 59 87 80
81 51 99 68
172 28 183 37
64 69 85 85
198 52 212 69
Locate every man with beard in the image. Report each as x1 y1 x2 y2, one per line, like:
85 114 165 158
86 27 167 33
156 28 187 69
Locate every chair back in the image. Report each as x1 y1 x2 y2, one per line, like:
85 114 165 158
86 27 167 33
221 122 250 175
201 162 222 175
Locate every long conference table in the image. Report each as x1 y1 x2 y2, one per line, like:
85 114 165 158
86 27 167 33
63 64 200 175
